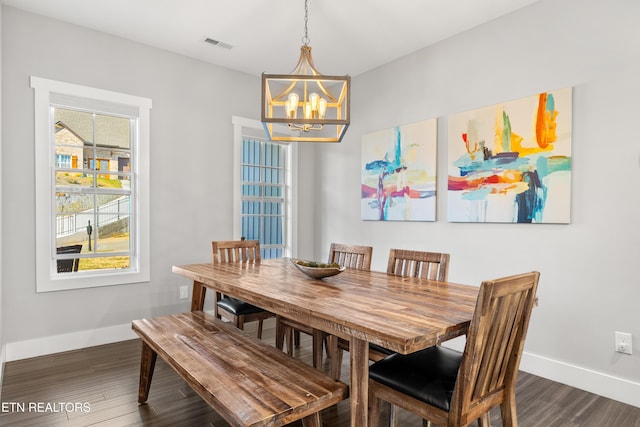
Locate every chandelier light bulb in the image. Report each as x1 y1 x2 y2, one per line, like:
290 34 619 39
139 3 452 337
309 93 319 112
286 92 299 119
304 101 312 119
318 98 327 119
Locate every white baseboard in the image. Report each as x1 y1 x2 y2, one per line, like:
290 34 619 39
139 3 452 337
5 326 640 409
521 351 640 409
5 323 136 362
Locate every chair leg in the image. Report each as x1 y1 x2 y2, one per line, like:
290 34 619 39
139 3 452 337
275 316 286 351
324 334 332 358
212 290 221 318
389 404 400 427
301 412 321 427
368 387 381 427
257 319 264 339
500 390 517 427
478 412 491 427
285 326 294 356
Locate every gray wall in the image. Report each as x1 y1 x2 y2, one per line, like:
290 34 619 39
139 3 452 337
2 0 640 407
313 0 640 405
0 7 280 342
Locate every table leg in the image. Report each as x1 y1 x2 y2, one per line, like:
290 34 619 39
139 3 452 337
312 329 324 369
190 281 206 312
350 337 369 427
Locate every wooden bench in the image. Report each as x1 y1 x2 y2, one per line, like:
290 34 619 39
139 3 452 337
132 311 349 427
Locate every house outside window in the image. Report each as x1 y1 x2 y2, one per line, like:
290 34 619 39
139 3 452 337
31 77 151 292
55 154 72 168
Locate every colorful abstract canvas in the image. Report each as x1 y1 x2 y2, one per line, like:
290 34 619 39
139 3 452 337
448 87 572 223
361 118 437 221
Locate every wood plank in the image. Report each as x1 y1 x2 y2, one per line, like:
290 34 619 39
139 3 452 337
172 259 477 354
132 311 348 426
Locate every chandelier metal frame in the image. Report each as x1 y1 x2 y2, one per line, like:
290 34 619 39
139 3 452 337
261 0 350 143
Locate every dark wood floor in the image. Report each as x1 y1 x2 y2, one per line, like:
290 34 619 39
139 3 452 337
1 318 639 426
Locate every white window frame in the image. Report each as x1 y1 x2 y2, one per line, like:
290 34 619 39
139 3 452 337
232 116 297 258
31 76 151 292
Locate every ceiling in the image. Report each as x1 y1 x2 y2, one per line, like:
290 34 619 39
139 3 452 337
4 0 540 77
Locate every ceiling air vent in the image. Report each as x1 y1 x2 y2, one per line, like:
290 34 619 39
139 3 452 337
204 38 233 50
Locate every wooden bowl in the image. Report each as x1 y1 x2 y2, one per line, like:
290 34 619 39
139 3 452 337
291 259 345 280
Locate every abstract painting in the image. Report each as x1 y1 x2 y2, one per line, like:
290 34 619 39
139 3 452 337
361 118 437 221
448 87 572 223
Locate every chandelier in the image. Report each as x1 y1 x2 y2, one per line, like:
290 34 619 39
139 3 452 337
261 0 350 143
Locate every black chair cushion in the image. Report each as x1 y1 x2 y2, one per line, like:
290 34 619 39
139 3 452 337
369 346 462 412
216 297 265 315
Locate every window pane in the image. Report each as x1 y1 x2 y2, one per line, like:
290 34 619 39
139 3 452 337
264 202 282 216
54 108 94 144
56 234 89 251
56 213 93 250
242 165 260 183
263 143 271 166
96 173 130 189
242 215 261 241
243 139 261 166
242 200 261 215
240 138 285 260
95 114 131 149
56 193 95 214
95 215 130 254
264 185 282 197
264 214 272 243
242 184 262 197
56 171 93 188
97 196 130 224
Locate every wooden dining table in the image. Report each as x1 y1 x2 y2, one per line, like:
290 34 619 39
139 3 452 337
172 258 479 427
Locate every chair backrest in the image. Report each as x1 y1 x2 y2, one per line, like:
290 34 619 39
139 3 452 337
450 271 540 425
386 249 450 281
56 244 83 273
212 240 261 264
328 243 373 271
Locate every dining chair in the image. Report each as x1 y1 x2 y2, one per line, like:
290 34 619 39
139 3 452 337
368 271 540 427
56 244 83 273
387 248 450 280
275 243 373 368
212 239 274 339
329 248 451 380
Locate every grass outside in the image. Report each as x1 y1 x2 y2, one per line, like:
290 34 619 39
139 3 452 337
79 256 130 270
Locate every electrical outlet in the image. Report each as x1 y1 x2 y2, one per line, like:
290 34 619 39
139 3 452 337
615 332 632 355
179 286 189 299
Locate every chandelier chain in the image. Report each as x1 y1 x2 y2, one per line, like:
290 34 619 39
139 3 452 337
302 0 310 45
